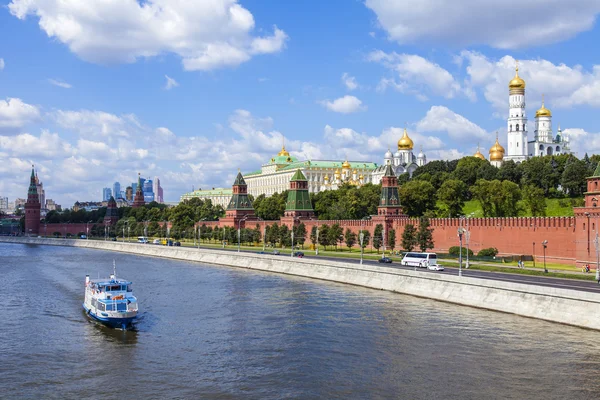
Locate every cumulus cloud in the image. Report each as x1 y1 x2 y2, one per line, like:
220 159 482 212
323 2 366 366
9 0 288 71
48 79 72 89
460 51 600 112
0 98 41 133
319 95 366 114
365 0 600 49
342 73 358 90
164 75 179 90
0 130 72 158
0 58 4 70
416 106 489 140
53 110 137 138
562 128 600 157
369 51 472 100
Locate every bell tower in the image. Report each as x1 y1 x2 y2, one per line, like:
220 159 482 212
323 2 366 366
506 61 528 162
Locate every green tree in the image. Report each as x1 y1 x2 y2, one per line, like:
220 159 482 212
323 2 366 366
398 180 437 217
497 160 523 184
437 179 468 217
416 217 434 252
279 225 291 247
293 223 307 248
387 228 396 251
373 224 383 253
401 224 417 252
451 157 489 187
254 191 288 220
522 184 547 216
359 229 371 249
318 224 330 250
310 225 318 248
471 179 521 217
328 223 343 250
561 157 588 197
344 228 357 249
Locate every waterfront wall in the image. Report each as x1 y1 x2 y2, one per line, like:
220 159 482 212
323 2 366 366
2 237 600 331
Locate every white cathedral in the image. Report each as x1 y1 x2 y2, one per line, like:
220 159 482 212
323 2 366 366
489 62 570 165
371 127 427 184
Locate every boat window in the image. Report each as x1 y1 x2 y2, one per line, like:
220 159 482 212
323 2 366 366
106 303 114 311
117 303 127 311
98 302 105 311
127 285 132 292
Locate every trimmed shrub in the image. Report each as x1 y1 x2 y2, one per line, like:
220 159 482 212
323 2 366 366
448 246 474 257
477 247 499 257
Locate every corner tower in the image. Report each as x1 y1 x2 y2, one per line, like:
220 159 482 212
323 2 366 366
103 196 119 226
220 171 255 228
284 169 314 219
24 166 41 235
506 61 528 162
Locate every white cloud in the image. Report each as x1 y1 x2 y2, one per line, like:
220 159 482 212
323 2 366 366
9 0 288 71
53 110 136 138
164 75 179 90
365 0 600 49
562 128 600 157
320 95 366 114
0 58 4 70
369 51 472 100
48 79 72 89
0 98 41 133
0 130 73 158
342 73 358 90
460 51 600 112
416 106 489 140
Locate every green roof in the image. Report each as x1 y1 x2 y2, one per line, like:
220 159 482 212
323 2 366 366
233 172 246 186
181 188 232 197
270 155 299 164
279 160 378 171
593 162 600 177
384 163 395 177
244 170 261 176
290 169 307 181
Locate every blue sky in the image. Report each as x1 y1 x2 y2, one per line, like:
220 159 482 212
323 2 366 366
1 0 600 206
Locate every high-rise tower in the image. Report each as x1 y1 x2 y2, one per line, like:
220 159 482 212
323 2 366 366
505 61 528 162
25 166 41 235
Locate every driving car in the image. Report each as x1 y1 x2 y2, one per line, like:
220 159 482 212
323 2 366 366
293 251 304 258
378 257 393 263
426 262 444 271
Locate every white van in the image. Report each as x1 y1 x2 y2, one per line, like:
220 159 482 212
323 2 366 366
402 252 442 270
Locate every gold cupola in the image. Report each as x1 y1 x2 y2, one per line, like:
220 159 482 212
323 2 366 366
508 60 526 93
277 145 290 157
334 168 341 176
473 144 486 160
535 95 552 118
397 127 414 150
489 133 505 162
342 160 351 169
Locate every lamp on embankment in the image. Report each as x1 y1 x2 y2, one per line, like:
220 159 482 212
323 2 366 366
542 240 548 273
457 226 466 277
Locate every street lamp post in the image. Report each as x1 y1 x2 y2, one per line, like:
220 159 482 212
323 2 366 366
86 220 92 239
542 240 548 273
315 220 320 256
595 231 600 283
458 227 466 277
44 223 47 238
291 228 295 257
533 242 536 268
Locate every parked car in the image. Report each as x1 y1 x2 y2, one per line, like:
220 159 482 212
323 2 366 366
111 237 117 241
272 250 280 255
293 251 305 258
378 257 393 264
153 239 161 245
256 251 265 254
80 235 87 239
174 241 181 246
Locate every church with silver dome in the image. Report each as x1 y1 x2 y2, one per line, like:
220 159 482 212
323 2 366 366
371 127 427 185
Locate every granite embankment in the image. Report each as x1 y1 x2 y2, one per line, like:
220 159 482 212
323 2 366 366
3 237 599 330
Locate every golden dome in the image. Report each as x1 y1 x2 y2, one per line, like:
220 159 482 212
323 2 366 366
397 127 414 150
324 175 330 181
277 145 290 157
342 160 351 169
359 174 364 179
334 168 340 176
535 96 552 118
473 145 486 160
508 61 526 91
489 134 505 162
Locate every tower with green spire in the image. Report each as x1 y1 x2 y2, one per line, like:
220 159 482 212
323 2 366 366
25 165 41 235
284 169 314 219
221 171 255 227
132 173 145 208
584 162 600 208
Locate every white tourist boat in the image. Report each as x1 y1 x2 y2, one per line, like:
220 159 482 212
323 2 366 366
83 262 138 330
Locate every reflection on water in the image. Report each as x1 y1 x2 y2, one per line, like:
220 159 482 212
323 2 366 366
1 242 600 399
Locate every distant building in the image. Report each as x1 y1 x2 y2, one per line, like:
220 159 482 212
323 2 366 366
113 181 121 199
14 198 26 208
153 177 163 203
0 196 8 211
102 187 112 201
133 173 145 208
73 201 102 212
143 179 154 203
45 199 61 211
125 186 133 201
35 172 45 211
180 188 232 208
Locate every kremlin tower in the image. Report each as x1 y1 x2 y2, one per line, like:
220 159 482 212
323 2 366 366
24 166 41 235
132 173 145 208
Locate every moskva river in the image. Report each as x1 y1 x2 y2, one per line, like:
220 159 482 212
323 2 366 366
2 243 600 399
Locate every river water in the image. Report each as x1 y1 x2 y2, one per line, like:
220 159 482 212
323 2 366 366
1 243 600 399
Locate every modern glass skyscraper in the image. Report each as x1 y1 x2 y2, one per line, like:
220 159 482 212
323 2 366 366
143 179 154 203
113 182 121 199
102 187 112 201
153 177 163 203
